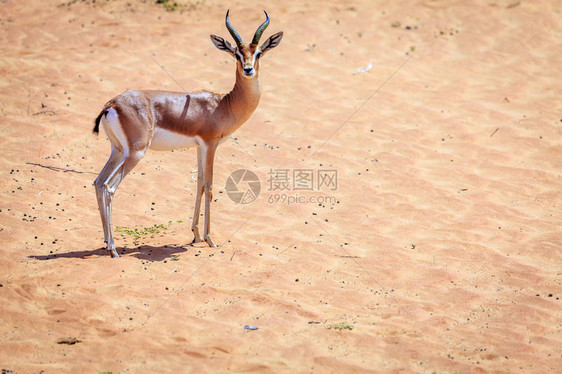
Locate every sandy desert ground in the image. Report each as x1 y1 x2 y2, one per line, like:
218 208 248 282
1 0 561 372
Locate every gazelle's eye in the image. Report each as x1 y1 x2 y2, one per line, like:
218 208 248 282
256 52 263 59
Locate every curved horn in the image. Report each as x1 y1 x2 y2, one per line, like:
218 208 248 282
251 10 270 45
225 9 243 46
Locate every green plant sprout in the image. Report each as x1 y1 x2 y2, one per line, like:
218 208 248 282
156 0 179 12
116 220 182 239
328 322 354 330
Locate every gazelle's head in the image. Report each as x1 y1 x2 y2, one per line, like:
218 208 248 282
211 10 283 79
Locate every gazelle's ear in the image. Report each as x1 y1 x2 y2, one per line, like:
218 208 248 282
210 35 236 56
259 32 283 54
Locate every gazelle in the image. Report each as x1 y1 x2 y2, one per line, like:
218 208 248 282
92 10 283 257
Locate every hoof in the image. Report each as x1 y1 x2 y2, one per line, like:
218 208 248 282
204 236 217 248
191 229 202 245
109 249 119 258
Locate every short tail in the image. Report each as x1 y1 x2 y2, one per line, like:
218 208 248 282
93 106 110 134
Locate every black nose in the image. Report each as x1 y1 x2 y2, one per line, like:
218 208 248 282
244 67 253 73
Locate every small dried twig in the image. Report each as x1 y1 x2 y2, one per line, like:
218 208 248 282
26 162 97 175
490 128 500 137
32 110 56 116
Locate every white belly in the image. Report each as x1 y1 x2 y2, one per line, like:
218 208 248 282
150 128 200 151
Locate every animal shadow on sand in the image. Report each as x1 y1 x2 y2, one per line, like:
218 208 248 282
29 244 192 262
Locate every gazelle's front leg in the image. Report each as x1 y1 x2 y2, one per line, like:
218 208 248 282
202 141 219 247
191 146 204 244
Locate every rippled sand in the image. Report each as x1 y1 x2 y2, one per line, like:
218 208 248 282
1 0 561 372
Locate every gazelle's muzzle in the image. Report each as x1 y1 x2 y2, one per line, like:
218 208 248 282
242 64 255 77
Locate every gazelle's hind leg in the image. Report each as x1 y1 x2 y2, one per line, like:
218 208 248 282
93 107 148 257
106 153 144 256
94 150 145 257
94 146 122 245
